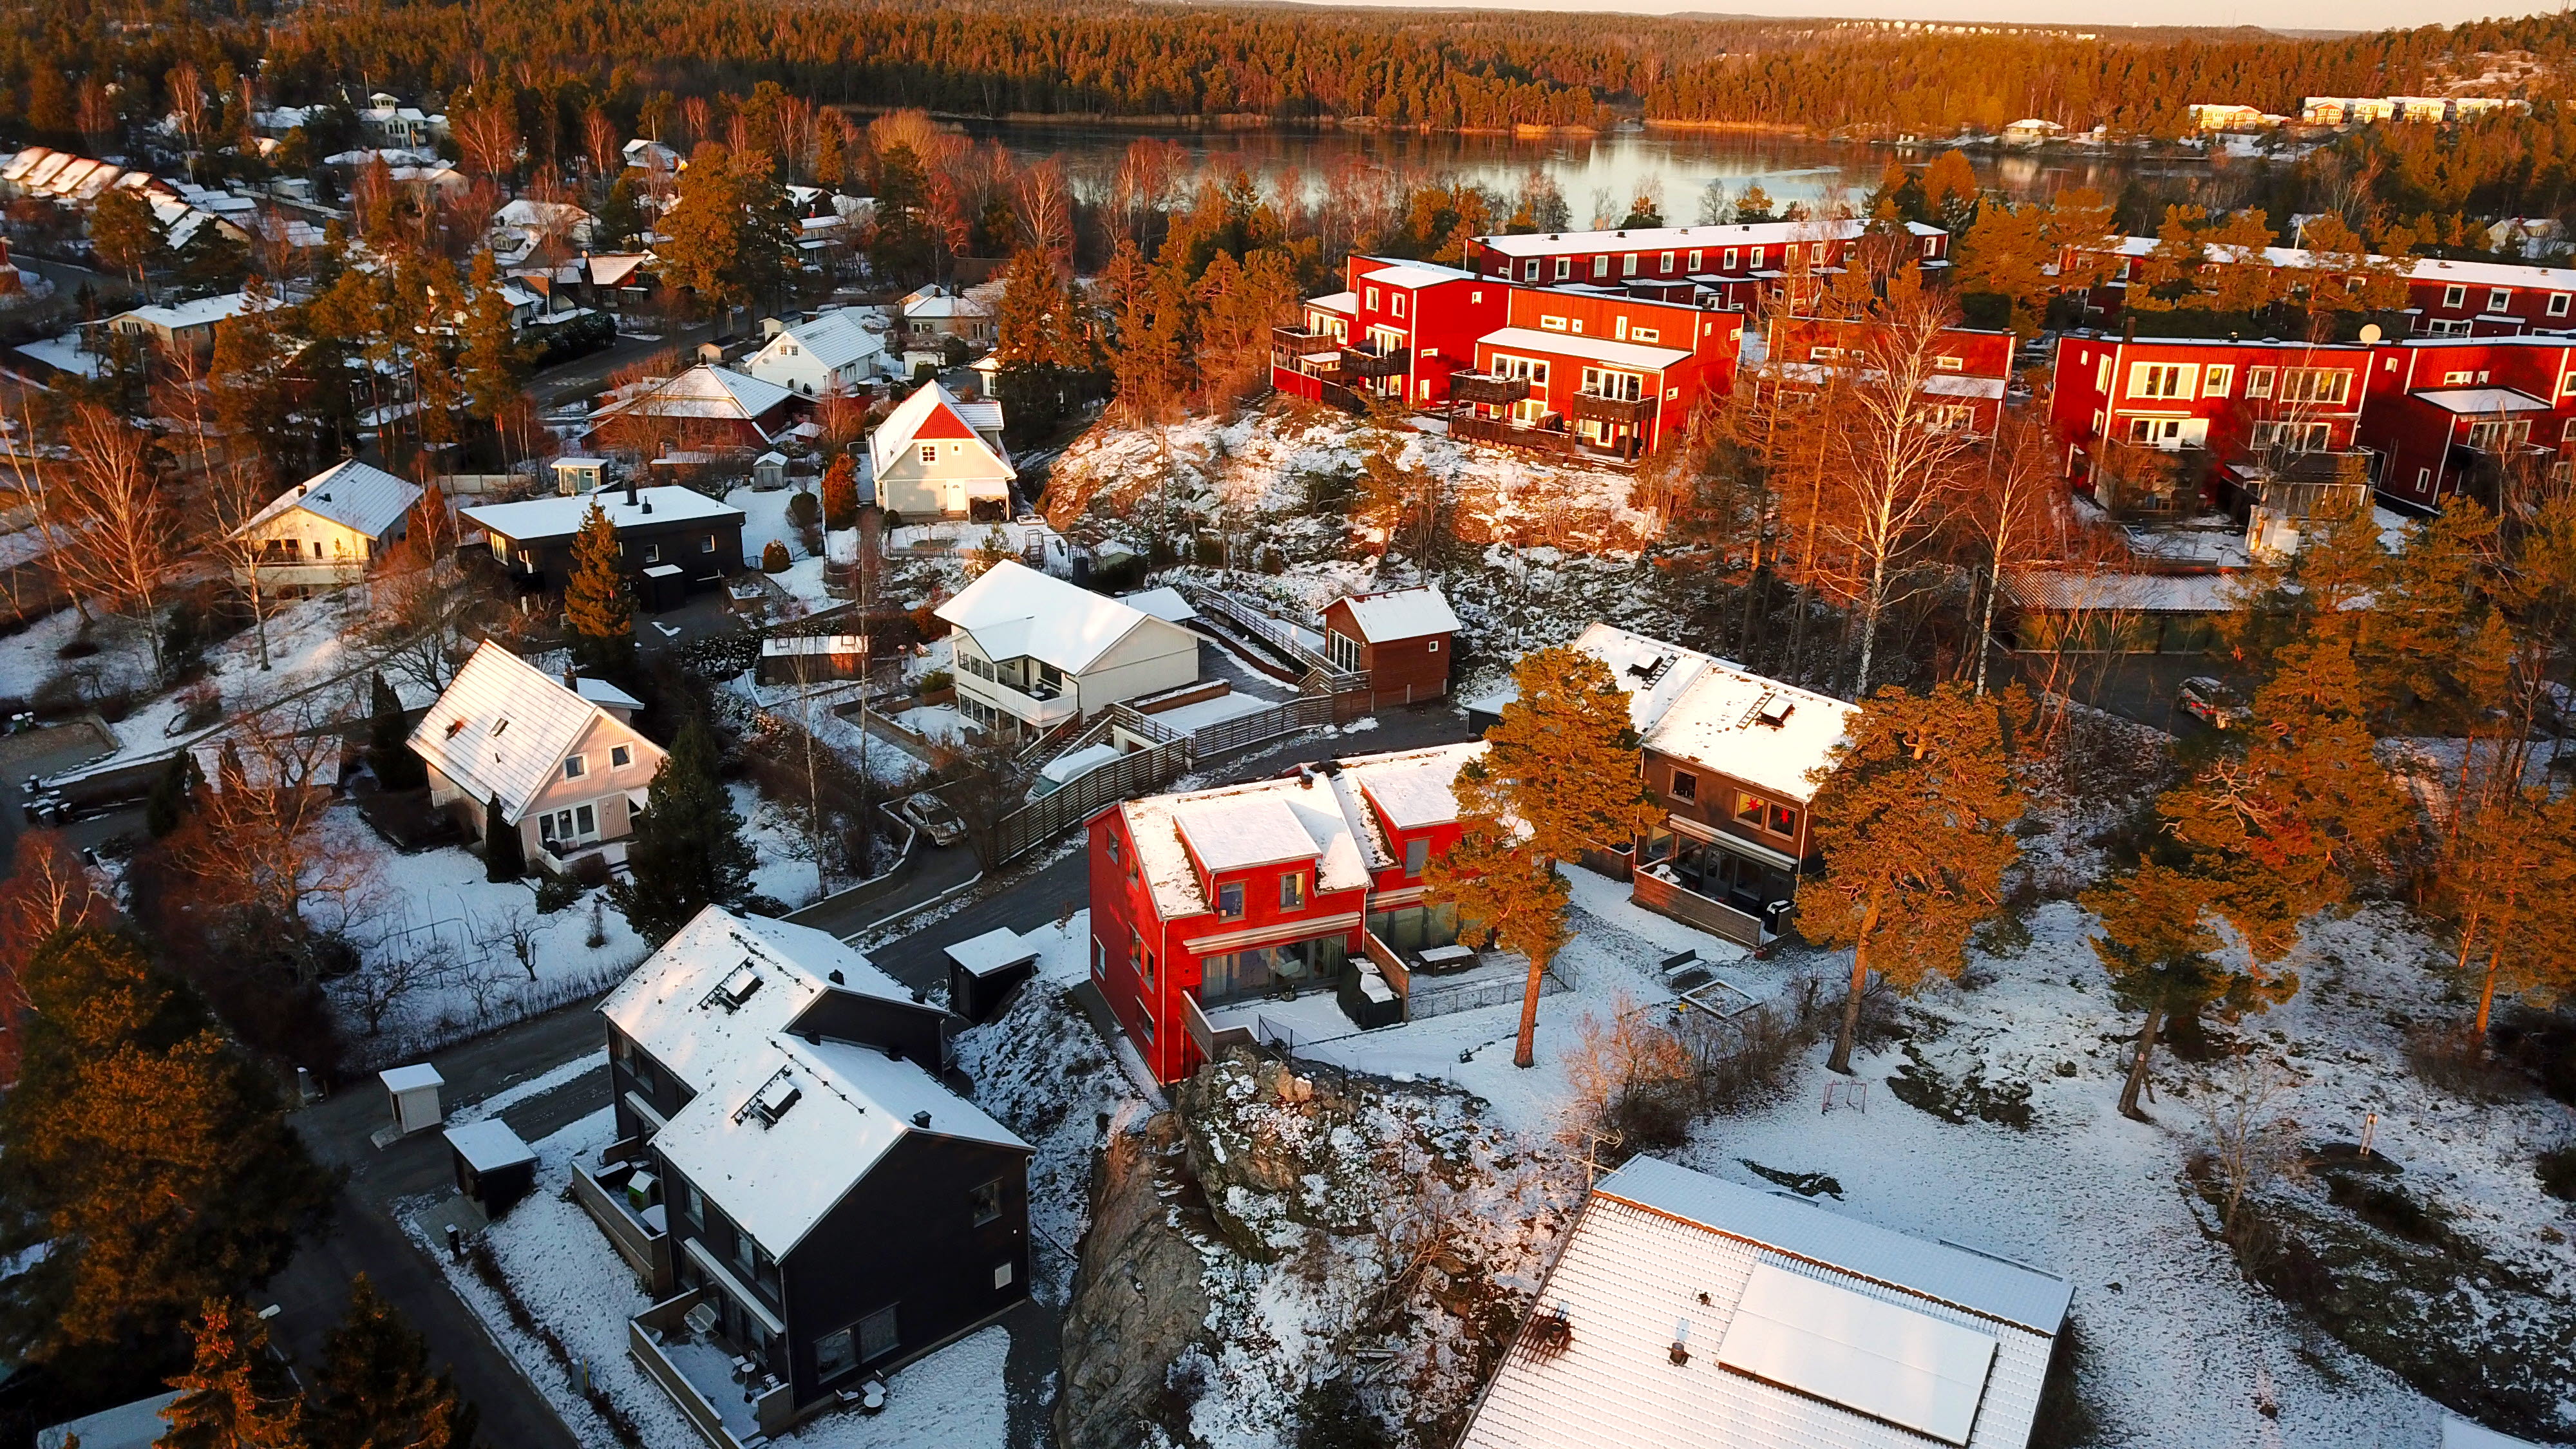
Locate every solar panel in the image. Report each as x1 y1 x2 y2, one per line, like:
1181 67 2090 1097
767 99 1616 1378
1716 1262 1998 1446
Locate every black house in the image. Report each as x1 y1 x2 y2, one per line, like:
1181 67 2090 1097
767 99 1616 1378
594 907 1030 1438
460 481 746 594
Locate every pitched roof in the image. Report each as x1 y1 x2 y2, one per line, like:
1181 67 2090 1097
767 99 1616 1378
1457 1156 2068 1449
1331 585 1460 643
592 365 794 428
933 560 1165 674
1473 218 1883 260
869 381 1015 480
601 905 1024 1255
232 459 421 541
459 486 743 545
406 641 663 821
1479 325 1691 372
762 309 884 372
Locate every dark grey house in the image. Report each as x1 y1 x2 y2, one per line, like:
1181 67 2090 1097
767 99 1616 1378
460 482 746 595
590 907 1029 1444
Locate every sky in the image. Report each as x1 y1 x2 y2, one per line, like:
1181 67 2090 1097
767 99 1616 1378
1297 0 2552 33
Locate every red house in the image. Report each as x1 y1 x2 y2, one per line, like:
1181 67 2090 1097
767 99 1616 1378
1269 256 1508 410
1450 287 1743 464
2358 334 2576 507
1462 219 1950 312
1086 743 1482 1084
2049 334 2374 515
1766 315 2014 437
1318 585 1461 708
2063 236 2576 338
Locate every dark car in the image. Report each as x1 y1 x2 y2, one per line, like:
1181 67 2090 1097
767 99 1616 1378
2178 676 2249 730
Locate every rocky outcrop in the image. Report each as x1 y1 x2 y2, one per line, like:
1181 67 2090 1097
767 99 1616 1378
1054 1112 1213 1449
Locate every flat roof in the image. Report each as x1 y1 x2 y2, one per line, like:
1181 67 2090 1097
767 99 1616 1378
1479 325 1690 372
943 927 1041 978
444 1118 536 1173
380 1063 444 1092
2412 386 2554 414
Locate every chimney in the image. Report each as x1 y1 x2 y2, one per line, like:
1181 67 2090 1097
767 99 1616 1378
911 1110 932 1128
564 668 576 690
625 475 638 507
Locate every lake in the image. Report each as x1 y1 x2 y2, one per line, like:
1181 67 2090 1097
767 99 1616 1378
960 120 2181 216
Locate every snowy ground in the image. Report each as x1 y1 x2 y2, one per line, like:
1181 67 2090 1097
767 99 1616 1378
415 1107 1012 1449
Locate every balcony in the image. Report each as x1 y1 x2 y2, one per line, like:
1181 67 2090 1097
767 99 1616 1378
955 670 1078 730
2092 439 2211 518
1631 867 1769 949
1447 372 1531 406
1564 390 1656 426
569 1146 674 1298
628 1288 799 1449
1338 346 1408 379
1449 412 1570 455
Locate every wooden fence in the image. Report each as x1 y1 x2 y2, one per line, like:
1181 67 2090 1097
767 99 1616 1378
986 735 1192 865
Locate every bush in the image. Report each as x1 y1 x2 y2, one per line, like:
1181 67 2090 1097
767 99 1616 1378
573 853 612 891
1191 535 1225 568
919 668 954 694
1256 544 1288 575
761 540 791 573
533 873 581 913
2537 1146 2576 1202
787 491 821 528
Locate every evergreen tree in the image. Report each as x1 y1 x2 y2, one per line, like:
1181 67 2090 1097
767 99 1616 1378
88 185 163 291
146 749 204 838
657 142 795 316
813 122 848 191
2082 860 2290 1120
1732 184 1776 223
1953 202 2055 337
564 502 634 678
157 1296 308 1449
1430 646 1661 1068
484 795 523 882
459 251 536 428
1799 684 2024 1075
367 673 424 789
1919 149 1982 235
0 930 334 1358
2430 787 2576 1043
305 1276 477 1449
611 717 756 944
820 453 860 531
866 144 938 286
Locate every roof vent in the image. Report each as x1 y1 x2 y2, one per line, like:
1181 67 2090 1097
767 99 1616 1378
911 1110 932 1128
909 987 926 1003
706 961 762 1011
735 1066 801 1128
1669 1320 1691 1366
1756 697 1795 729
1527 1303 1573 1356
828 969 845 985
444 718 468 739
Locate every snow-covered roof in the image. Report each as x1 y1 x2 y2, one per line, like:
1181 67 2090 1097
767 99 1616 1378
110 290 270 334
2446 1418 2543 1449
2411 386 2553 415
1361 259 1479 288
1480 325 1690 372
934 560 1165 674
460 486 744 544
35 1391 184 1449
380 1063 444 1092
1473 218 1884 260
1118 743 1482 920
1924 374 2007 400
601 907 905 1092
942 927 1039 979
761 309 885 372
233 459 421 541
2003 569 2238 614
902 290 992 319
650 1030 1025 1256
1119 585 1198 624
592 365 794 428
444 1119 535 1173
1466 622 1718 738
575 676 645 711
1307 290 1359 316
869 381 1015 482
1330 585 1459 643
1458 1155 2067 1449
407 641 665 822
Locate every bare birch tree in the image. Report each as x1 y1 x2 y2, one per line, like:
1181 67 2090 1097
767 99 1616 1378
52 404 179 676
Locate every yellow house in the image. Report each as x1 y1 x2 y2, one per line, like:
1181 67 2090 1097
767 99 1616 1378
229 460 422 589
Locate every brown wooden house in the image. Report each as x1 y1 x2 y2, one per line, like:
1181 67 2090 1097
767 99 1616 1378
1319 586 1461 708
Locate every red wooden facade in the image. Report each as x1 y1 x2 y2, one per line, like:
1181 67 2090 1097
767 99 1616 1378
1461 219 1950 312
1457 290 1741 461
2067 239 2576 337
1318 587 1460 708
1767 316 2014 437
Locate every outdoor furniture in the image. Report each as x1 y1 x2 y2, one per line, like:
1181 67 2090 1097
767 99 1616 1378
379 1063 445 1135
444 1119 538 1215
1415 943 1477 974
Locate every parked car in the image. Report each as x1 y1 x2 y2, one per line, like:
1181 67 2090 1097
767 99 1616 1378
2178 676 2249 730
900 790 965 847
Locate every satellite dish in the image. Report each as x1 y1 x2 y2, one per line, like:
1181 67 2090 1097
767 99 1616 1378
2359 323 2384 343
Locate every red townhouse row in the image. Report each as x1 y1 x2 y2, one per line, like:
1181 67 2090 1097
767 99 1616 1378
2049 330 2576 514
1088 743 1481 1084
1461 218 1951 312
1765 315 2016 437
2070 236 2576 337
1269 252 1745 464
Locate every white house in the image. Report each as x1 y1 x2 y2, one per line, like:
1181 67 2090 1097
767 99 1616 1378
1456 1155 2071 1449
106 289 278 355
867 382 1014 520
488 198 597 267
2000 118 2065 147
934 560 1199 741
228 459 422 588
898 285 995 350
408 640 670 872
744 310 889 398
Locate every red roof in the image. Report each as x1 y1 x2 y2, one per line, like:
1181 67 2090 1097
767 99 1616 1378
909 400 976 441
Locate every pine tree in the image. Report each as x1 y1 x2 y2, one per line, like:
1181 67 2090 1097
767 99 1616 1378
611 718 756 944
1799 684 2023 1075
1432 645 1661 1068
564 502 634 679
2129 204 2210 312
459 251 536 428
2433 788 2576 1043
88 185 162 291
820 453 860 531
2082 860 2290 1120
484 795 523 882
306 1276 477 1449
813 122 848 191
158 1296 309 1449
0 930 334 1357
368 673 424 790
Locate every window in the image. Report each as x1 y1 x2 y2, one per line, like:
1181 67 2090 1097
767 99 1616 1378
1593 256 1609 280
1128 927 1143 974
701 534 717 554
1768 804 1799 837
1735 792 1766 826
1622 254 1638 278
1364 286 1379 310
1688 250 1703 270
1631 327 1659 343
994 1262 1015 1290
1404 838 1429 876
2129 362 2193 399
969 1179 1003 1226
2253 420 2333 451
2095 355 2113 393
1106 835 1121 866
2443 370 2476 385
611 744 632 768
919 444 938 464
1217 881 1245 920
2202 365 2233 395
2246 366 2275 398
680 1178 705 1229
564 755 586 780
1392 292 1406 318
2552 293 2571 317
1810 242 1826 263
2278 368 2351 404
1934 355 1964 372
1659 251 1675 272
1539 315 1569 333
643 543 661 564
1670 769 1698 802
857 1305 900 1363
2467 418 2532 451
1723 247 1739 271
1554 257 1570 281
2490 287 2514 314
1135 1005 1153 1043
815 1327 858 1381
1523 259 1539 281
1922 236 1939 257
2444 284 2467 308
1328 630 1361 672
1809 346 1843 361
1139 948 1155 992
